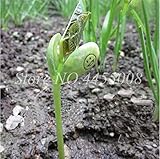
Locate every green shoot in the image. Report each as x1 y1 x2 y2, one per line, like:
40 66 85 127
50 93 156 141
82 0 100 42
154 0 159 56
81 0 131 71
0 0 10 29
46 3 100 158
113 0 130 71
49 0 78 18
131 0 159 121
99 0 117 70
82 0 117 70
47 35 100 159
99 0 111 16
0 0 48 28
142 0 159 85
52 80 64 159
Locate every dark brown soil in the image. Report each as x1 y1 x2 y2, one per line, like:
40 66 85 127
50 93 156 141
0 16 159 159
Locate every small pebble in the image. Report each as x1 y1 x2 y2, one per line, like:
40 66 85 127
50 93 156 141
94 107 100 113
13 105 24 116
91 88 101 94
64 144 70 159
33 120 36 124
88 83 96 89
0 85 6 90
32 135 36 139
152 79 156 84
144 144 153 150
116 109 120 113
73 132 79 139
0 144 5 153
5 115 24 130
34 89 40 93
120 51 125 57
125 133 130 138
109 132 115 137
9 68 17 76
131 97 153 106
98 82 104 88
25 32 33 41
41 138 47 145
38 38 45 47
12 31 19 38
118 89 134 98
78 98 87 104
140 53 143 59
0 123 3 133
36 68 43 73
16 66 24 72
108 78 115 85
112 72 121 78
109 103 114 108
76 122 84 129
152 143 157 148
10 100 16 105
103 93 115 101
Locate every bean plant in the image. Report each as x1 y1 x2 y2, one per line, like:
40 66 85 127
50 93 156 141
46 2 100 158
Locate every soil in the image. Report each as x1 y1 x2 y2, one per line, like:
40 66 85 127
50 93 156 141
0 16 159 159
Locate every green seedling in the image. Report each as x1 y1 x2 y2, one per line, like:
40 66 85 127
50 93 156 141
82 0 130 71
49 0 78 18
99 0 117 70
0 0 48 28
46 2 100 158
113 0 130 70
82 0 100 42
0 0 10 29
131 0 159 121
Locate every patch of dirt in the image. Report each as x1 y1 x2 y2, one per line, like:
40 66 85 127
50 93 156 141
0 16 159 159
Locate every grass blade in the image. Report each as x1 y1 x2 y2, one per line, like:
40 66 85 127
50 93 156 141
142 0 159 85
21 0 36 21
113 1 130 70
138 25 158 119
82 0 98 42
0 0 10 28
99 0 117 70
91 0 99 33
154 0 160 56
131 8 159 121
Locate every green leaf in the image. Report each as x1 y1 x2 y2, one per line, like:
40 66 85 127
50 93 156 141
113 1 130 70
46 33 62 79
61 42 100 82
99 0 117 69
154 0 160 56
142 0 159 86
132 3 159 121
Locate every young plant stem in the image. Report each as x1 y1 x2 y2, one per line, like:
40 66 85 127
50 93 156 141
52 79 64 159
99 0 117 71
131 9 159 121
113 1 129 71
